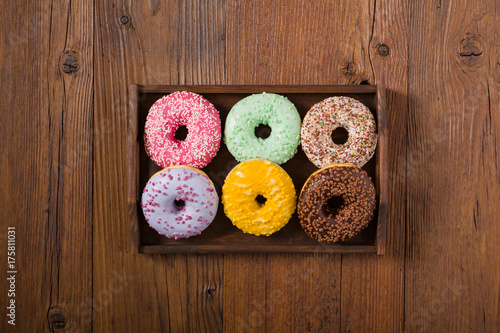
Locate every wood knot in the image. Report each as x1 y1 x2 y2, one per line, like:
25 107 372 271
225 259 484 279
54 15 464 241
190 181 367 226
341 61 355 76
48 306 66 330
120 15 131 27
60 51 79 74
377 43 390 56
458 34 484 67
206 287 217 297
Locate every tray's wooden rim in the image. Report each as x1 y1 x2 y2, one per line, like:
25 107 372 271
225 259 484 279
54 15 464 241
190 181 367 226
128 84 140 254
139 244 377 254
128 84 387 255
376 85 388 255
138 84 378 94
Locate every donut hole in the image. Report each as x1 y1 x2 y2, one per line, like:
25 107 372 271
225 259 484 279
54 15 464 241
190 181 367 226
322 196 345 216
255 194 267 206
254 124 272 139
175 125 189 141
331 127 349 145
174 199 186 210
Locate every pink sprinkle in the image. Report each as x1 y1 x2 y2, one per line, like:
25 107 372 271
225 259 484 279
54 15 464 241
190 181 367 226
195 209 199 212
170 210 174 213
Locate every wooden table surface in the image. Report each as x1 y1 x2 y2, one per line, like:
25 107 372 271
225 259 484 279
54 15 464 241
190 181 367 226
1 0 499 332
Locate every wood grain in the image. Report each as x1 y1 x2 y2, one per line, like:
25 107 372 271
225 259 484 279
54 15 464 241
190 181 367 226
93 0 227 331
93 0 181 331
0 0 93 331
340 0 408 331
406 1 500 332
2 0 499 331
224 1 360 331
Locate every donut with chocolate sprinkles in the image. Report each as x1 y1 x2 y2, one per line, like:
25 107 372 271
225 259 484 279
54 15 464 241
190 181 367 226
297 164 376 243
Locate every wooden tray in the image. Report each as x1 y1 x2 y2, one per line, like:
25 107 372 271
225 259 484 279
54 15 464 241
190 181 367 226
128 85 387 254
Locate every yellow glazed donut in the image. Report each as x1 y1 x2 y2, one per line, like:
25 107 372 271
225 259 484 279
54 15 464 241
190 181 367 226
222 159 296 236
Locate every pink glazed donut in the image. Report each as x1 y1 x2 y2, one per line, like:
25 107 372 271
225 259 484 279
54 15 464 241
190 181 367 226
144 91 222 169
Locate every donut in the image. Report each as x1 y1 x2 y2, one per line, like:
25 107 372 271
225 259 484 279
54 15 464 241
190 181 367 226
144 91 221 169
297 164 376 243
224 92 301 164
301 96 377 168
222 159 296 236
141 166 219 240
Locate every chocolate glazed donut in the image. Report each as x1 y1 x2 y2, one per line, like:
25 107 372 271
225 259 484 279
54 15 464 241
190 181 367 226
298 164 376 243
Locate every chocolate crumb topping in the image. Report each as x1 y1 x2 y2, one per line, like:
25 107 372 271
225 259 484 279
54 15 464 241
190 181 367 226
297 164 376 243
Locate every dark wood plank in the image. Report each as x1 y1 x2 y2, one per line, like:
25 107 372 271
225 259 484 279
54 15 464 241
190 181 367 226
264 253 342 333
338 0 408 331
93 0 226 331
405 0 500 332
222 254 267 333
93 0 181 331
0 0 94 332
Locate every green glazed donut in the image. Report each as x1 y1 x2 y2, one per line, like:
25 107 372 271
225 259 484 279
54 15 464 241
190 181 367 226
224 92 301 164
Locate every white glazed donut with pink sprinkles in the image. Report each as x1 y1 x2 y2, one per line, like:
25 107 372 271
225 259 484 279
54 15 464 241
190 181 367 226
144 91 222 169
141 166 219 240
